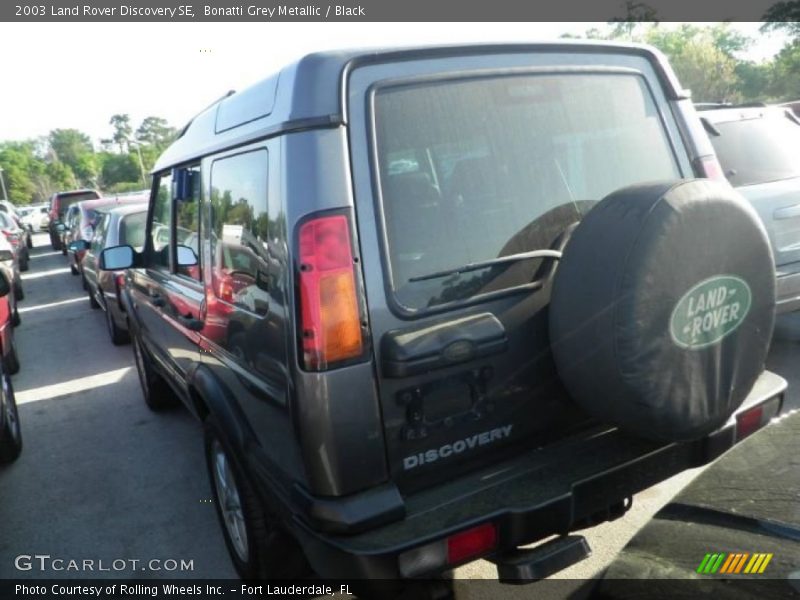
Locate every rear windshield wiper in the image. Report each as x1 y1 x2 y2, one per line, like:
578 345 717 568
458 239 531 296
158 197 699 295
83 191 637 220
408 249 562 283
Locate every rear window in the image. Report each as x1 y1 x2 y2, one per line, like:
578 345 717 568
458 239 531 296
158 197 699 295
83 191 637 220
373 73 681 310
710 113 800 187
56 192 100 217
120 212 147 251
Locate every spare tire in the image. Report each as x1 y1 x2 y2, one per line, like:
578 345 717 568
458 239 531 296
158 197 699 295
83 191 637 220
549 180 775 442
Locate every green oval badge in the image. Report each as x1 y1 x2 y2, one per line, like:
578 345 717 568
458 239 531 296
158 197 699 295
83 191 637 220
670 275 752 350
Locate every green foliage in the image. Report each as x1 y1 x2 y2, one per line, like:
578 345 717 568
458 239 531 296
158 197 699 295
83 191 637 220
0 115 175 205
572 21 800 103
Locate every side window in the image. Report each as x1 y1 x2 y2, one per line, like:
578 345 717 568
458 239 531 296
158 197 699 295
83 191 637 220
176 166 202 281
120 211 147 252
91 214 109 253
148 172 173 270
209 150 270 314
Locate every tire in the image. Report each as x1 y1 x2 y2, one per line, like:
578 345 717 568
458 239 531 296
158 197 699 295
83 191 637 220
50 233 61 251
70 262 79 276
3 335 20 376
87 279 99 309
19 257 28 273
11 306 19 328
105 301 130 346
25 236 32 250
14 282 23 302
131 332 177 411
61 244 67 256
0 371 21 463
549 180 775 442
204 415 310 580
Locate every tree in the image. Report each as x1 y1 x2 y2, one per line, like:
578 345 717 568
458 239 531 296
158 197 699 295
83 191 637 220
109 114 133 153
136 116 177 150
98 152 141 188
48 129 96 186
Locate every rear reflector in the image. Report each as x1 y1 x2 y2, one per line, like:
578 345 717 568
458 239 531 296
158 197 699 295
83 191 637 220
736 396 781 441
398 522 498 578
298 214 364 370
447 523 498 565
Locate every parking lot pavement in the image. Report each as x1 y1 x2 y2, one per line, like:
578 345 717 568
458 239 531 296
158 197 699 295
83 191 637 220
0 233 236 579
1 232 798 594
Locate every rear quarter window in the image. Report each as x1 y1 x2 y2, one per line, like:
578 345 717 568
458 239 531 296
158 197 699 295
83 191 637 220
372 72 681 311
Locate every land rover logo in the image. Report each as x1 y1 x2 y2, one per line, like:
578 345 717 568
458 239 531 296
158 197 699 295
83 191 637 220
670 275 751 349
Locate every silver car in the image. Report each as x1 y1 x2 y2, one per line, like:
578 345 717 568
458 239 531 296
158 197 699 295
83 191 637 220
698 104 800 313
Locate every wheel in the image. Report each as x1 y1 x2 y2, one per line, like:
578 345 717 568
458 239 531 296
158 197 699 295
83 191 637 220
131 332 176 411
86 279 99 309
25 236 32 250
19 257 28 273
11 306 20 327
105 301 129 346
70 262 78 276
50 233 61 251
61 244 67 256
3 335 20 376
13 282 23 302
204 415 310 580
0 371 21 463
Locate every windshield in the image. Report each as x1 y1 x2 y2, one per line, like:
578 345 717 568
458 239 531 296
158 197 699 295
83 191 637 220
373 72 681 310
711 112 800 187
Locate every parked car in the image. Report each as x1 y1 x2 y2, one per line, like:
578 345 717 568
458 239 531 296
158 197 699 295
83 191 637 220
697 104 800 313
64 196 147 278
99 43 785 587
59 204 81 259
0 269 21 464
48 189 101 250
0 236 22 322
75 204 147 344
19 205 49 232
0 251 21 376
0 212 29 273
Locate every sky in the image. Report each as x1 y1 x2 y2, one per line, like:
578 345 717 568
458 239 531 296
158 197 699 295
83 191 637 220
0 22 788 144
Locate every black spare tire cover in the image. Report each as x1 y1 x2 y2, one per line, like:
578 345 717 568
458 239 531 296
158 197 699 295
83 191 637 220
549 180 775 441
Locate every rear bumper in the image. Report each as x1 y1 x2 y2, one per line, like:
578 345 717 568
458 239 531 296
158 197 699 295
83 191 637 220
289 370 786 579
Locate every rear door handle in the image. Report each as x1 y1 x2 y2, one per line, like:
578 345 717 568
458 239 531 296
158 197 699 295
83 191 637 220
177 314 204 331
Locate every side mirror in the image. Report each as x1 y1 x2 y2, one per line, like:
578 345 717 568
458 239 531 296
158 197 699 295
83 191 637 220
100 245 135 270
0 250 13 262
68 240 90 253
172 168 198 202
176 244 198 267
0 272 11 298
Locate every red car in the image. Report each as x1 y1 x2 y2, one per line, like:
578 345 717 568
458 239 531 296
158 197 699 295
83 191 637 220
48 189 101 250
0 250 20 376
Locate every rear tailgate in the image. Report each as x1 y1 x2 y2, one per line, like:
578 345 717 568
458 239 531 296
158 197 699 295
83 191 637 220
345 49 695 490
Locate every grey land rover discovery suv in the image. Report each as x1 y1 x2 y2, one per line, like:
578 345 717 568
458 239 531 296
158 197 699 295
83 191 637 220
100 42 785 591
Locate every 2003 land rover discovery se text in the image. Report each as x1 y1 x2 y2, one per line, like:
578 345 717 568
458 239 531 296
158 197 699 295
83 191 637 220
99 42 786 590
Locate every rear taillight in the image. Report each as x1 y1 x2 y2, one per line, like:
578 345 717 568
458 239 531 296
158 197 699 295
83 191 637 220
398 522 498 577
693 155 727 183
114 273 126 309
297 213 364 371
